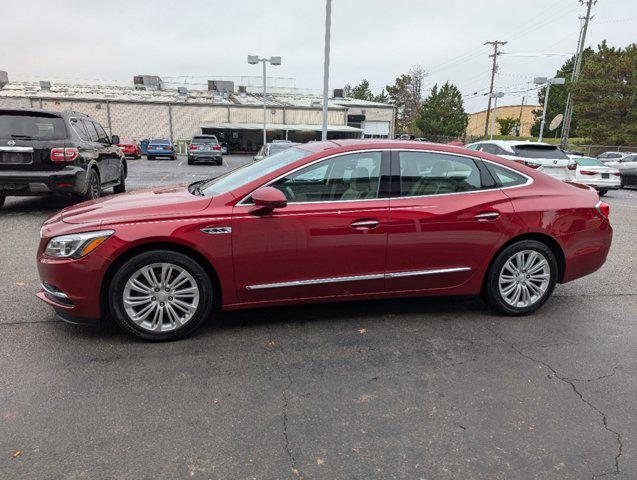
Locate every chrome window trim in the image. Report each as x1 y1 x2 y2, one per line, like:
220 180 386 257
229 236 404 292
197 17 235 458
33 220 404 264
235 148 533 207
246 266 471 290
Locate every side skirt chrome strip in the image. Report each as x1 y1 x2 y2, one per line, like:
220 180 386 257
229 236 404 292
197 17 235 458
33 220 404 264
245 267 471 290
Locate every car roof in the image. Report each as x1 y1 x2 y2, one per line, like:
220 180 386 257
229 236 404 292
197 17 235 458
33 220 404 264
0 107 93 119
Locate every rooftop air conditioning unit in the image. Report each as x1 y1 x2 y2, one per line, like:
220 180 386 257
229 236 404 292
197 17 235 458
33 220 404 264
208 80 234 93
333 88 344 98
238 85 247 96
39 80 51 90
177 87 188 95
133 75 162 91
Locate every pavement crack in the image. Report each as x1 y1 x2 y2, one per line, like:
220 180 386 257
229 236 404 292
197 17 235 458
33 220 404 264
563 366 619 383
485 326 623 479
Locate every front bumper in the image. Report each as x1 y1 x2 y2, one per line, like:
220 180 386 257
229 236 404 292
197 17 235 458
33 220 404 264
0 167 87 196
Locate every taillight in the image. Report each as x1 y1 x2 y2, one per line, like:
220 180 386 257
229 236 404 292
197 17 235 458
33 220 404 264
567 161 577 171
166 146 173 151
51 147 79 163
189 145 198 150
579 170 597 176
596 201 610 220
213 145 221 151
613 172 621 176
524 160 541 169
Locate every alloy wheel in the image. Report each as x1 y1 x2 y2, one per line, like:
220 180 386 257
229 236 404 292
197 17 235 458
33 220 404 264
122 262 200 332
498 250 551 308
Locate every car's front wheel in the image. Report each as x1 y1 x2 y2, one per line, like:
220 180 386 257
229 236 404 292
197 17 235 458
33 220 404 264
83 168 101 201
0 196 5 209
598 189 608 196
484 240 558 315
109 250 214 341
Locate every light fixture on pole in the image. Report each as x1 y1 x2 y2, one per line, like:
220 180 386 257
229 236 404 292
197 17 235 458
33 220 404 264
248 55 282 147
321 0 332 141
489 92 505 140
534 76 565 142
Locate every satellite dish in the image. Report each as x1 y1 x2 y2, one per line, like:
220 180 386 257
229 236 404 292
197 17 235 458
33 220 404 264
549 114 564 131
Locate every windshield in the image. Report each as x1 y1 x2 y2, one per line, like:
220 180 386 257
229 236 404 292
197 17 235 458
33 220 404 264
511 145 569 160
576 157 606 167
0 112 67 140
200 147 312 197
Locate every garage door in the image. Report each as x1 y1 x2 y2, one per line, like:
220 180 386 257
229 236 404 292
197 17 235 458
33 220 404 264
363 121 390 136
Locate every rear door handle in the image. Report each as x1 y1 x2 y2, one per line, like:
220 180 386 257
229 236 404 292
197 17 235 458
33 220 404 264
474 212 500 221
350 219 380 230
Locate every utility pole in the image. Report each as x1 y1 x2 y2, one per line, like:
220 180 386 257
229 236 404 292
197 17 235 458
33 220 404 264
517 96 525 136
248 55 282 147
560 0 595 146
321 0 332 141
483 40 507 136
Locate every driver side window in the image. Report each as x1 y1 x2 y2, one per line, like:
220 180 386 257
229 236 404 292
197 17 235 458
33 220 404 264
271 152 382 203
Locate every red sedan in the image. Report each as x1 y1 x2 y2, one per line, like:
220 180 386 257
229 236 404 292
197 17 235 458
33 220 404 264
36 140 612 340
116 139 141 159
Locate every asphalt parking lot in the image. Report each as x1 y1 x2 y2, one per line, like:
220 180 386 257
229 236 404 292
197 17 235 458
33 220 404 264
1 155 636 479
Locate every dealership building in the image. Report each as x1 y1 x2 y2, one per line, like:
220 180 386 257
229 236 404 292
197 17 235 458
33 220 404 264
0 74 395 151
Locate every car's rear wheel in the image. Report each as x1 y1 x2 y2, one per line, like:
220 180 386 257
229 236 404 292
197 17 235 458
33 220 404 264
83 168 101 201
187 157 194 165
484 240 557 315
147 155 155 160
109 250 213 341
0 196 5 209
598 189 608 196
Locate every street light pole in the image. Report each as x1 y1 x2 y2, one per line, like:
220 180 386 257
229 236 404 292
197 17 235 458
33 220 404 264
321 0 332 141
534 77 565 142
248 55 282 147
489 92 504 140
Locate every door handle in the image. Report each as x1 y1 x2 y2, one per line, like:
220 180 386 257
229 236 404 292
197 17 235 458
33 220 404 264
350 219 380 230
474 212 500 221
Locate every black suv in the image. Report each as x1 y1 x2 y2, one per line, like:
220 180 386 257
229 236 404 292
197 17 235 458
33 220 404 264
0 108 127 209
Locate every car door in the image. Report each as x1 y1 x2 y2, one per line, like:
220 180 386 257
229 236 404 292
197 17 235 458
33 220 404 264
92 121 119 182
231 150 390 304
81 120 110 181
385 150 516 293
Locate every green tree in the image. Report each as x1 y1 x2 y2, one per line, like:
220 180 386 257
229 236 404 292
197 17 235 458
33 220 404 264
416 82 468 138
496 116 519 136
343 79 375 101
530 47 594 138
385 65 426 133
570 41 637 144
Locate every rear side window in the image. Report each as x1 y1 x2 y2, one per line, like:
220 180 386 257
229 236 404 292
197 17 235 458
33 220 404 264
70 118 90 141
512 145 568 159
398 151 483 196
82 120 100 142
0 112 67 140
487 163 529 187
93 122 109 144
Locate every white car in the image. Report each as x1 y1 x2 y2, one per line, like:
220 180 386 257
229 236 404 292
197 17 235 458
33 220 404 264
597 151 634 163
465 140 576 181
568 155 621 196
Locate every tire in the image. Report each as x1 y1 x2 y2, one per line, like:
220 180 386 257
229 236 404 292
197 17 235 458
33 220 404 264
147 155 155 160
135 154 141 160
216 158 223 166
187 157 194 165
83 168 101 201
597 189 608 197
171 155 176 161
109 250 214 341
113 165 126 194
0 196 5 209
483 240 558 316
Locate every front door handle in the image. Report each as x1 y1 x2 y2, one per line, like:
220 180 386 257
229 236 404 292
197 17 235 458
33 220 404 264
474 212 500 221
350 219 380 230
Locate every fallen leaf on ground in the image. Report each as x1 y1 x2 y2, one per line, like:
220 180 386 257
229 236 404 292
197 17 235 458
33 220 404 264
357 328 366 334
12 451 22 458
316 457 325 465
15 282 26 287
267 340 276 347
212 399 219 405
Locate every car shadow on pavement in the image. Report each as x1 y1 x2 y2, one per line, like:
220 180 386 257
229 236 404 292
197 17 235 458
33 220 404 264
1 195 88 213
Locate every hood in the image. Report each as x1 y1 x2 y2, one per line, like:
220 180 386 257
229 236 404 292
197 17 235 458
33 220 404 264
46 185 211 226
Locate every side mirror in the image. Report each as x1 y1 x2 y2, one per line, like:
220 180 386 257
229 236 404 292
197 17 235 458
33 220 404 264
111 134 120 145
252 187 287 210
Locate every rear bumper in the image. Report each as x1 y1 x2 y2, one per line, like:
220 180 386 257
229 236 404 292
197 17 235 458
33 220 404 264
188 152 222 160
147 150 175 157
561 219 613 283
0 167 87 196
577 179 621 190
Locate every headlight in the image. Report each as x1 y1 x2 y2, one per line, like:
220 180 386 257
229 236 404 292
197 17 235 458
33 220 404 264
44 230 115 259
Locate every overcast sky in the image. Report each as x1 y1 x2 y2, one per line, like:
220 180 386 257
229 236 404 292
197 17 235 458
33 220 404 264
3 0 635 112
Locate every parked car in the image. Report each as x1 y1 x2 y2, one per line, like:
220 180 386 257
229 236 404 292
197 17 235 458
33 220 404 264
0 108 126 209
568 155 620 196
597 151 633 163
220 142 228 155
187 135 222 165
254 141 299 161
116 139 141 159
465 140 576 181
146 139 176 160
606 153 637 188
36 140 612 340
